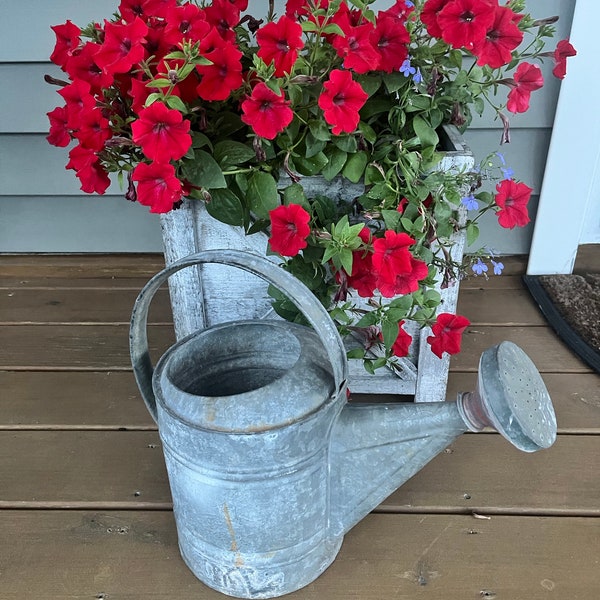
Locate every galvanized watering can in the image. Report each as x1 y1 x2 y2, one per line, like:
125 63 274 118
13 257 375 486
130 250 557 599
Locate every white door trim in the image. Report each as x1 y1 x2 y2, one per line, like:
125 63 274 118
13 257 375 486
527 0 600 275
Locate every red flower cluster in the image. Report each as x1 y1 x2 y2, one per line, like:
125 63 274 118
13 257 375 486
47 0 254 211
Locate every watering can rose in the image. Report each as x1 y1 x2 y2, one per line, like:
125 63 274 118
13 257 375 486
46 0 575 370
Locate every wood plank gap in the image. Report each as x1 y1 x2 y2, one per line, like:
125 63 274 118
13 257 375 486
0 366 135 372
0 321 173 326
373 506 600 518
0 501 173 511
0 425 158 431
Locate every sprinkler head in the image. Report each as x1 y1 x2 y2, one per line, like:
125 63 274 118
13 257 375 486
457 341 557 452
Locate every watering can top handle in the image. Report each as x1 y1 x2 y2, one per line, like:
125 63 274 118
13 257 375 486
130 249 349 422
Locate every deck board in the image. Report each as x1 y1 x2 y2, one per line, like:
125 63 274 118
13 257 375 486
2 511 599 600
1 252 599 599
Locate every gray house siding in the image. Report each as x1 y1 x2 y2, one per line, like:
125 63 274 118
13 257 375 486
0 0 575 252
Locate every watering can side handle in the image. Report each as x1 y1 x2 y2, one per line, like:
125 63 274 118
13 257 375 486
130 249 349 423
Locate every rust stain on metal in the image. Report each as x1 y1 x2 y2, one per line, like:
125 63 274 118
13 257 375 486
223 504 244 566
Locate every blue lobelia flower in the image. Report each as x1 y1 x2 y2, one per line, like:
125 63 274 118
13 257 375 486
400 58 416 78
413 67 423 84
461 194 479 210
491 259 505 275
472 258 489 276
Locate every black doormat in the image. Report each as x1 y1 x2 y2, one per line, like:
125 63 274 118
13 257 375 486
523 274 600 374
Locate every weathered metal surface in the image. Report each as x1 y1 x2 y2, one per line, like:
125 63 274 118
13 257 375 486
158 125 474 398
129 251 557 599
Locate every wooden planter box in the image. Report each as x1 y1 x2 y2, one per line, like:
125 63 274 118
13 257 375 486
159 125 474 401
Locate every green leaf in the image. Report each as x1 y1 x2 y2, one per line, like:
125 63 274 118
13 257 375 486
466 221 480 246
165 95 188 113
191 132 212 150
346 348 366 360
206 189 244 226
213 140 255 168
382 209 401 231
301 20 318 32
305 132 327 158
382 319 399 351
309 120 331 142
322 23 345 36
246 171 279 218
144 92 163 107
413 115 439 149
282 183 310 211
339 248 353 275
293 152 329 176
180 151 226 189
355 74 382 96
332 136 357 153
342 151 368 183
322 148 348 181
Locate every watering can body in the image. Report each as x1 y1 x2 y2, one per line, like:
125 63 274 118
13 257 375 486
130 251 350 598
154 322 345 598
130 250 557 599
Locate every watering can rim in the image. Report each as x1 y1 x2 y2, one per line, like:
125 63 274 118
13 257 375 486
153 319 343 433
129 249 349 424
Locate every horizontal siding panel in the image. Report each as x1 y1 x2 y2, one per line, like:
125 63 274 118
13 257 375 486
463 128 552 192
0 63 65 134
0 196 163 253
0 0 122 62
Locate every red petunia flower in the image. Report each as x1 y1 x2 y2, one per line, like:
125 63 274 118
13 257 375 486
94 17 149 76
506 62 544 113
74 107 112 151
437 0 496 50
268 204 311 257
131 102 192 163
420 0 449 38
552 39 577 80
285 0 329 20
66 144 111 194
164 3 210 45
506 86 531 113
381 0 415 20
372 13 410 73
119 0 178 23
57 79 97 130
494 179 532 229
257 15 304 77
377 256 429 298
50 20 81 70
392 322 413 358
132 161 184 213
427 313 471 358
372 230 415 284
513 61 544 91
64 42 114 94
204 0 240 42
46 106 72 148
241 83 294 140
473 6 524 69
348 255 377 298
196 39 243 101
318 69 368 135
332 17 380 75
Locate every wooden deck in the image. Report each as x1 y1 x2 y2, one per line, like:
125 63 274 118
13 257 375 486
1 251 599 599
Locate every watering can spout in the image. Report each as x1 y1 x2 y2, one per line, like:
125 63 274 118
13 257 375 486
329 341 557 537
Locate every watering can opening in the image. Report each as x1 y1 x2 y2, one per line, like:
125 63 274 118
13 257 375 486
164 321 302 398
